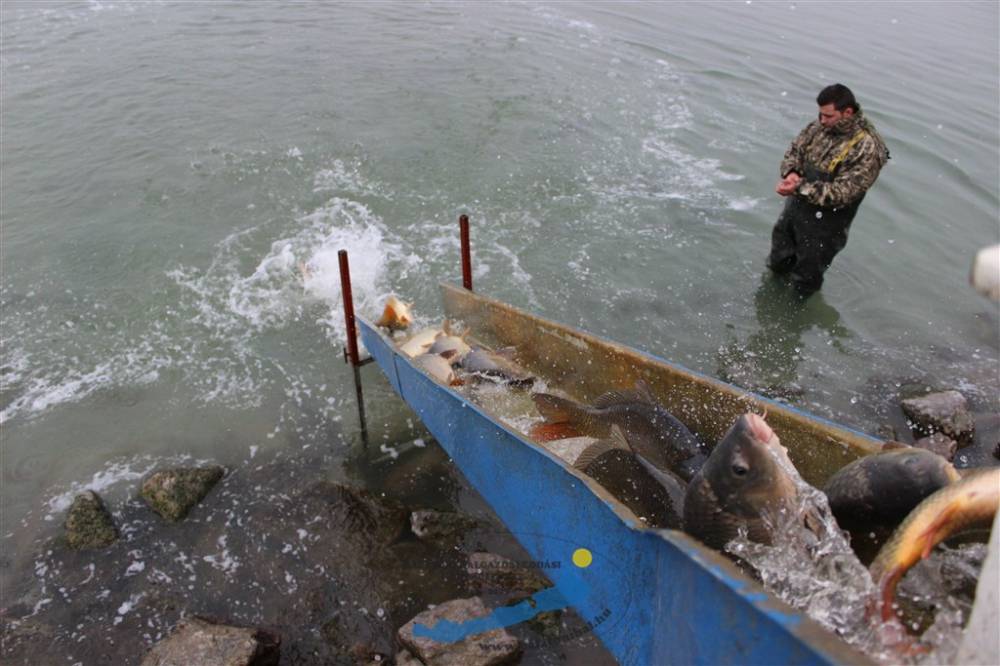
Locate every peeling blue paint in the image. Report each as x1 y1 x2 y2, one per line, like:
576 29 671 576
414 586 570 642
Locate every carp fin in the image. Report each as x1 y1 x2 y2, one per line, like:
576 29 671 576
592 389 645 409
591 380 659 409
607 424 633 453
532 393 584 424
573 426 632 471
374 303 394 328
573 442 614 471
529 422 581 442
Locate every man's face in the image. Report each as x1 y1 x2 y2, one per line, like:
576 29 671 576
818 103 853 128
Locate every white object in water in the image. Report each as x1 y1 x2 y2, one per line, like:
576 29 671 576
969 244 1000 301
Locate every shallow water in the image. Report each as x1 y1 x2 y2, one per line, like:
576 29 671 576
2 0 998 662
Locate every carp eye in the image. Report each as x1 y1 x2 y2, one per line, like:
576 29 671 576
731 463 749 477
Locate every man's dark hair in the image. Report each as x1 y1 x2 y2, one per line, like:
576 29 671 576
816 84 859 112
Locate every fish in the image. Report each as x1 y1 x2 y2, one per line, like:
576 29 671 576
459 346 536 388
572 425 685 528
682 413 799 551
374 295 413 332
426 321 471 360
868 467 1000 621
824 446 961 537
530 380 707 482
398 327 444 358
413 351 463 386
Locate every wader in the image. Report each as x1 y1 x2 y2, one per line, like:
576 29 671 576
767 163 864 296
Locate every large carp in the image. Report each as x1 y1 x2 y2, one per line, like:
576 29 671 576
824 446 960 537
572 425 686 528
683 413 800 551
531 380 707 482
869 467 1000 621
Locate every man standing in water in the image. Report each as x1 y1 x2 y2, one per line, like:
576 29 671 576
768 84 889 296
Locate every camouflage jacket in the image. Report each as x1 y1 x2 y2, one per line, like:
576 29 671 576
779 111 889 208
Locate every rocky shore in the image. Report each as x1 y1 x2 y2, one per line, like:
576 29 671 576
1 439 612 665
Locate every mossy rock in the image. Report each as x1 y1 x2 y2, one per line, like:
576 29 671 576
141 466 225 522
64 490 118 550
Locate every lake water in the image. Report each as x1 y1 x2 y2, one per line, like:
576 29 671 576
2 0 998 661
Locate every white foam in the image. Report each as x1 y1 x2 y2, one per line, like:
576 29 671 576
124 561 145 577
202 534 240 575
113 592 144 626
43 454 201 518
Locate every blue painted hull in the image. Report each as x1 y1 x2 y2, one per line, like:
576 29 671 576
357 292 873 665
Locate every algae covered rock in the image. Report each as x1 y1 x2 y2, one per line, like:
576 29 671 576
410 509 479 546
140 617 279 666
64 490 118 550
141 466 225 522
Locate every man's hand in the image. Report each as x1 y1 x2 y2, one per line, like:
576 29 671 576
775 172 802 196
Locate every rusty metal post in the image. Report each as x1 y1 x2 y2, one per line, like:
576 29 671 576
460 214 472 291
339 250 361 367
338 249 369 446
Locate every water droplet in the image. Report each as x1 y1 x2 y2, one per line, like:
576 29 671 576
815 211 823 219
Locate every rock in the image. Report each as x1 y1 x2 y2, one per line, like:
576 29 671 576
141 466 225 522
410 510 478 546
900 390 975 445
141 617 279 666
301 481 408 545
394 649 423 666
397 597 521 666
913 433 958 461
465 552 551 596
64 490 118 549
320 606 395 664
875 424 898 442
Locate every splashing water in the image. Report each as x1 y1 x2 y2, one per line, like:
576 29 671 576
726 450 980 664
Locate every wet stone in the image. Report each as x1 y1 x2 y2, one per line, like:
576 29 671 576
913 433 958 461
394 649 423 666
410 510 478 546
302 481 408 546
64 490 118 550
900 390 975 445
141 466 225 522
140 617 280 666
397 596 521 666
875 424 898 441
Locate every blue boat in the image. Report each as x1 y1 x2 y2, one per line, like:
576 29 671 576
357 282 882 665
